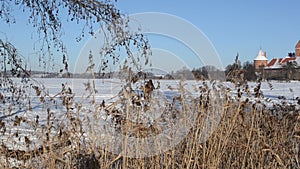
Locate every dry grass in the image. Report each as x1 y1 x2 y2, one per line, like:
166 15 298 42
0 75 299 169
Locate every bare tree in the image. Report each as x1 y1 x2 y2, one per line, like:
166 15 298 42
0 2 151 167
0 0 150 74
0 0 151 117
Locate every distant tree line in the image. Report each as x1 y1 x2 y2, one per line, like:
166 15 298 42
225 60 256 82
23 61 257 81
168 59 256 82
22 56 261 81
167 65 225 81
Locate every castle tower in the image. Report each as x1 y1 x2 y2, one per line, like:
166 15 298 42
295 40 300 57
254 48 268 70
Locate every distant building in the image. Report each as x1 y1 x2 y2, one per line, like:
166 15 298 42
254 49 268 69
296 40 300 56
253 40 300 80
266 56 300 69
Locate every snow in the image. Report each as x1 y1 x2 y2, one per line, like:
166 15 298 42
0 78 300 164
254 49 268 61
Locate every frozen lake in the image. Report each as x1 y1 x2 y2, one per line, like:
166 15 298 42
0 78 299 153
20 78 300 103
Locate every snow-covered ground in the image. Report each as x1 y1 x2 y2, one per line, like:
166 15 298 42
6 78 298 105
0 78 300 160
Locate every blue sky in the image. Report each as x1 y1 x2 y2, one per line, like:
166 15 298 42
1 0 300 72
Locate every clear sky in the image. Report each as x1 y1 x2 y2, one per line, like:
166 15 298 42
1 0 300 72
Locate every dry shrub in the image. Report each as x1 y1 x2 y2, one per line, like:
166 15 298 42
0 72 299 168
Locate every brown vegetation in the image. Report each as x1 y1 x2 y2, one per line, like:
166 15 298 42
0 76 299 168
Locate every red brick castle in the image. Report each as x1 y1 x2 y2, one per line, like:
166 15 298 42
254 40 300 80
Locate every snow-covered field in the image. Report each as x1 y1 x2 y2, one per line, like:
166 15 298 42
5 78 298 105
0 78 300 163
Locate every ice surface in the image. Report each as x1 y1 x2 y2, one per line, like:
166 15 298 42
0 78 299 159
